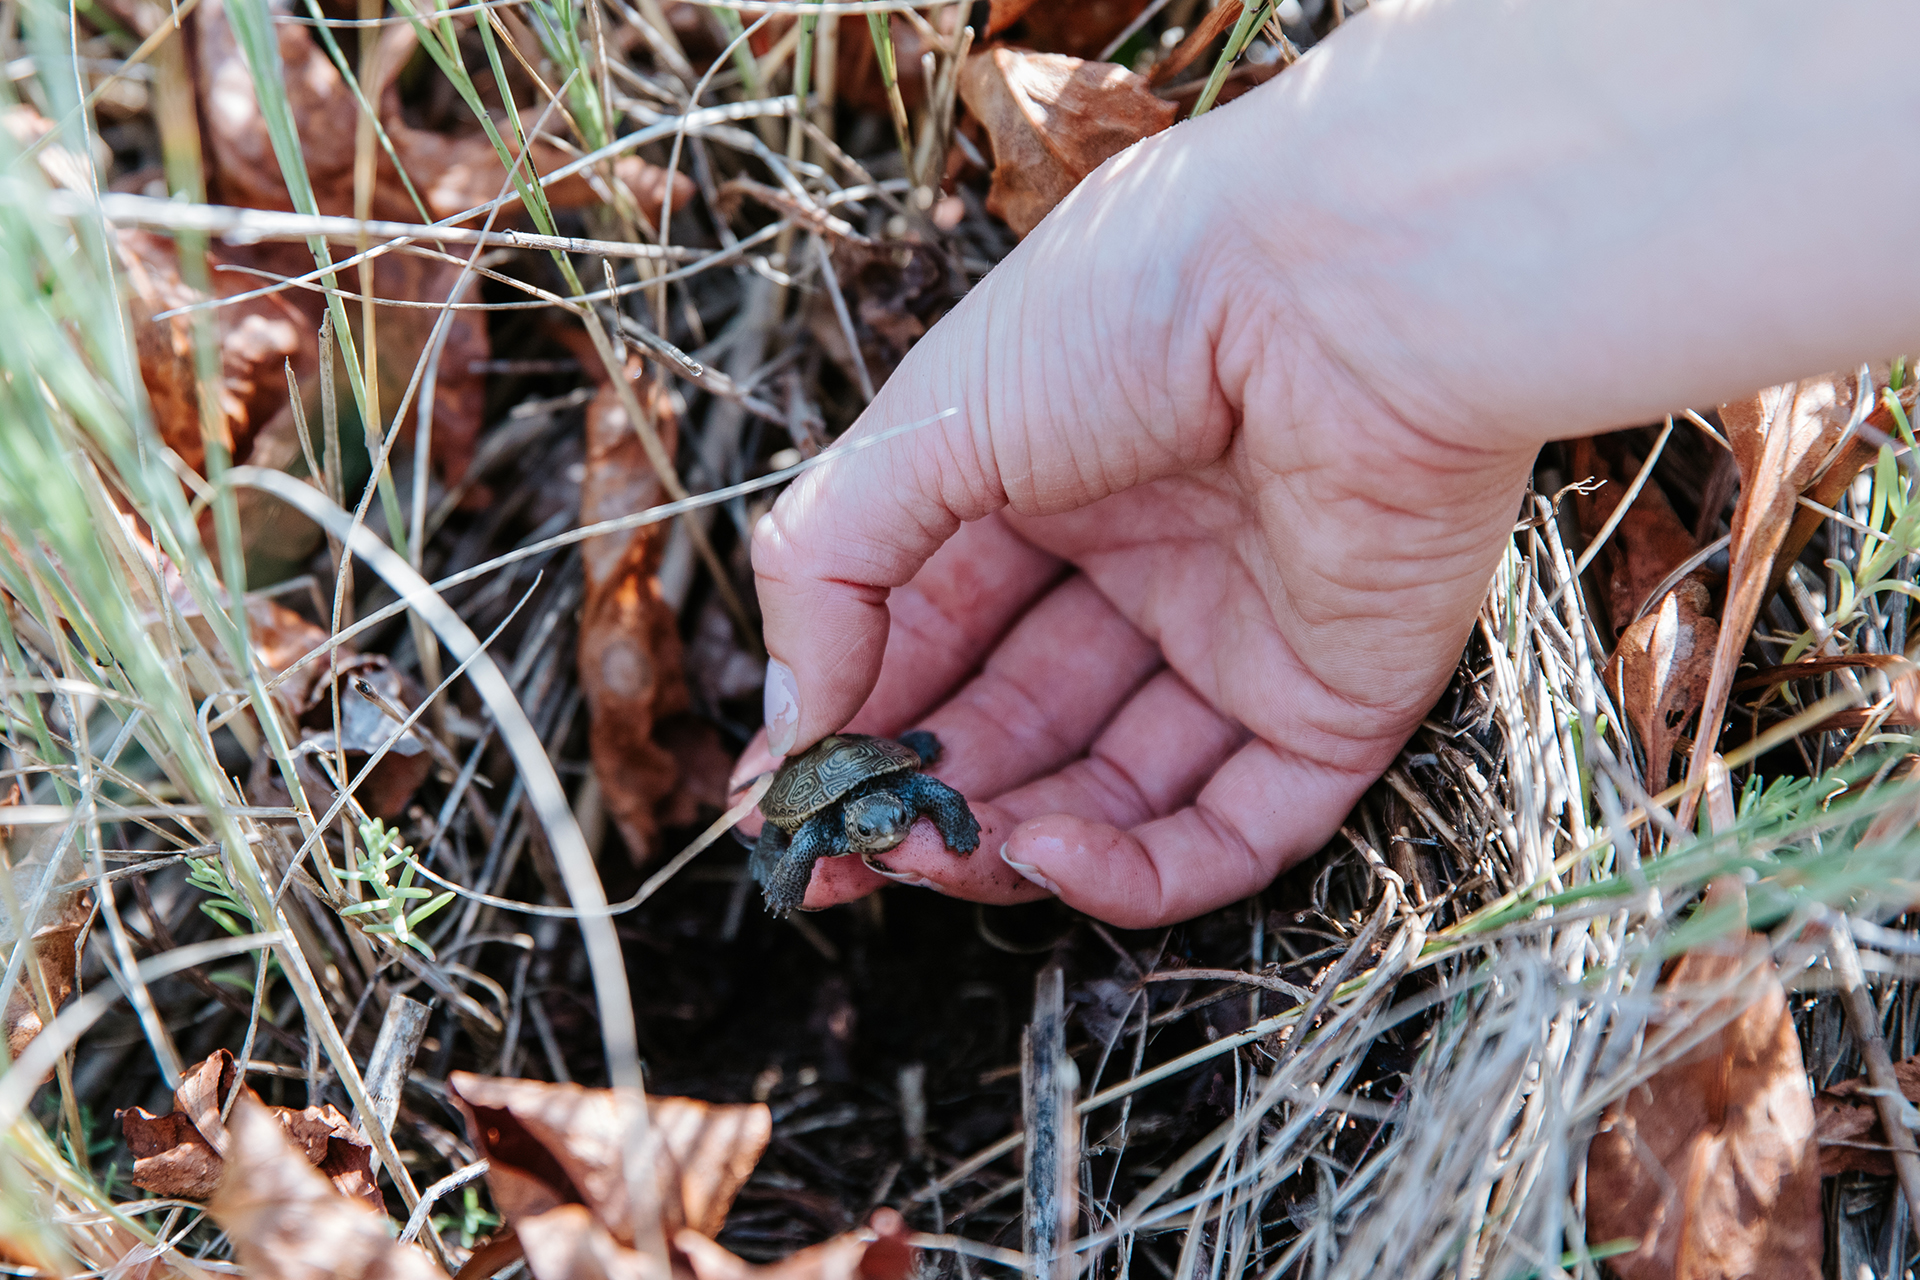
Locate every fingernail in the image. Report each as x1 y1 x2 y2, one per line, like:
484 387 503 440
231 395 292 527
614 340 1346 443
764 659 799 756
1000 843 1060 896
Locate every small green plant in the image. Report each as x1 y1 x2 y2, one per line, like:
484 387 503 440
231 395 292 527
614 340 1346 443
338 819 454 959
185 854 258 938
432 1184 500 1247
184 855 282 991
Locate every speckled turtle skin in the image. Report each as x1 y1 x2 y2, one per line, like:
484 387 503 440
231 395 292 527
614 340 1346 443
751 731 979 916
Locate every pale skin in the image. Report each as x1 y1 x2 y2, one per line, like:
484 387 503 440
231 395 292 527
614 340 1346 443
731 0 1920 928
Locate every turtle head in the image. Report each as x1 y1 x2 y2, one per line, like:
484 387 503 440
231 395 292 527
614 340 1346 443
843 792 915 853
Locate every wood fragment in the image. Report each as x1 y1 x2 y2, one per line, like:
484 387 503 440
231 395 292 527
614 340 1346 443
1021 964 1078 1280
358 992 432 1179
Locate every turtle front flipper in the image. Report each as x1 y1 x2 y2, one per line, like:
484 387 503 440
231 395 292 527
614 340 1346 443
894 772 980 855
757 812 838 916
749 821 789 888
897 730 942 768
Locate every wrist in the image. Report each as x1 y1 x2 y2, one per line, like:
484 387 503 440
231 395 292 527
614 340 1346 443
1201 0 1920 451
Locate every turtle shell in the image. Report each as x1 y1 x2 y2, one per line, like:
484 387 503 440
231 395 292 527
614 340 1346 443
762 734 923 828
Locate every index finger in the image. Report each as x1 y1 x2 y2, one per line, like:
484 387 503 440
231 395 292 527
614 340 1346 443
751 130 1237 756
750 284 1007 755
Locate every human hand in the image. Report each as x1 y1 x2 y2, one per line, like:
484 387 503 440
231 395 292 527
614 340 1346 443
734 0 1920 927
731 105 1538 926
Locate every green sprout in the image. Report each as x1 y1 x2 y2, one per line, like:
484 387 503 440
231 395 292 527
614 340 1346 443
432 1184 501 1247
184 854 257 938
338 819 455 959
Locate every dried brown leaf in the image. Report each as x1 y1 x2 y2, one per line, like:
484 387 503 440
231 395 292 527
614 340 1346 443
115 225 490 498
988 0 1152 58
1 791 87 1075
1680 373 1866 823
368 25 692 223
139 568 431 817
179 0 693 493
194 0 689 223
517 1206 660 1280
223 597 433 817
1812 1055 1920 1176
985 0 1043 36
448 1073 771 1242
578 364 690 864
122 1109 225 1200
114 229 316 476
1607 577 1719 790
958 49 1177 238
123 1051 383 1210
836 16 935 116
212 1096 443 1280
674 1209 913 1280
2 900 85 1066
649 1092 774 1239
807 237 959 389
1570 436 1702 638
1766 380 1920 607
1585 883 1822 1279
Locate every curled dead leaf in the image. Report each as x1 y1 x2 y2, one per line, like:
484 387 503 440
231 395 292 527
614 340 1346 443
182 0 692 494
115 224 491 499
2 894 88 1067
958 49 1177 238
114 228 317 479
122 1050 383 1210
1606 577 1719 790
517 1205 658 1280
1755 378 1918 608
578 364 690 864
226 596 433 818
807 237 960 390
212 1096 440 1280
195 0 690 223
123 1108 224 1201
1585 882 1821 1279
1146 0 1244 87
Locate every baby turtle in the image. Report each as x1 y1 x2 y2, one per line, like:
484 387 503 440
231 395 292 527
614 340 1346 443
751 731 979 916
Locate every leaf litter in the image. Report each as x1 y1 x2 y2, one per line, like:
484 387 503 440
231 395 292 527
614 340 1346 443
13 2 1920 1279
